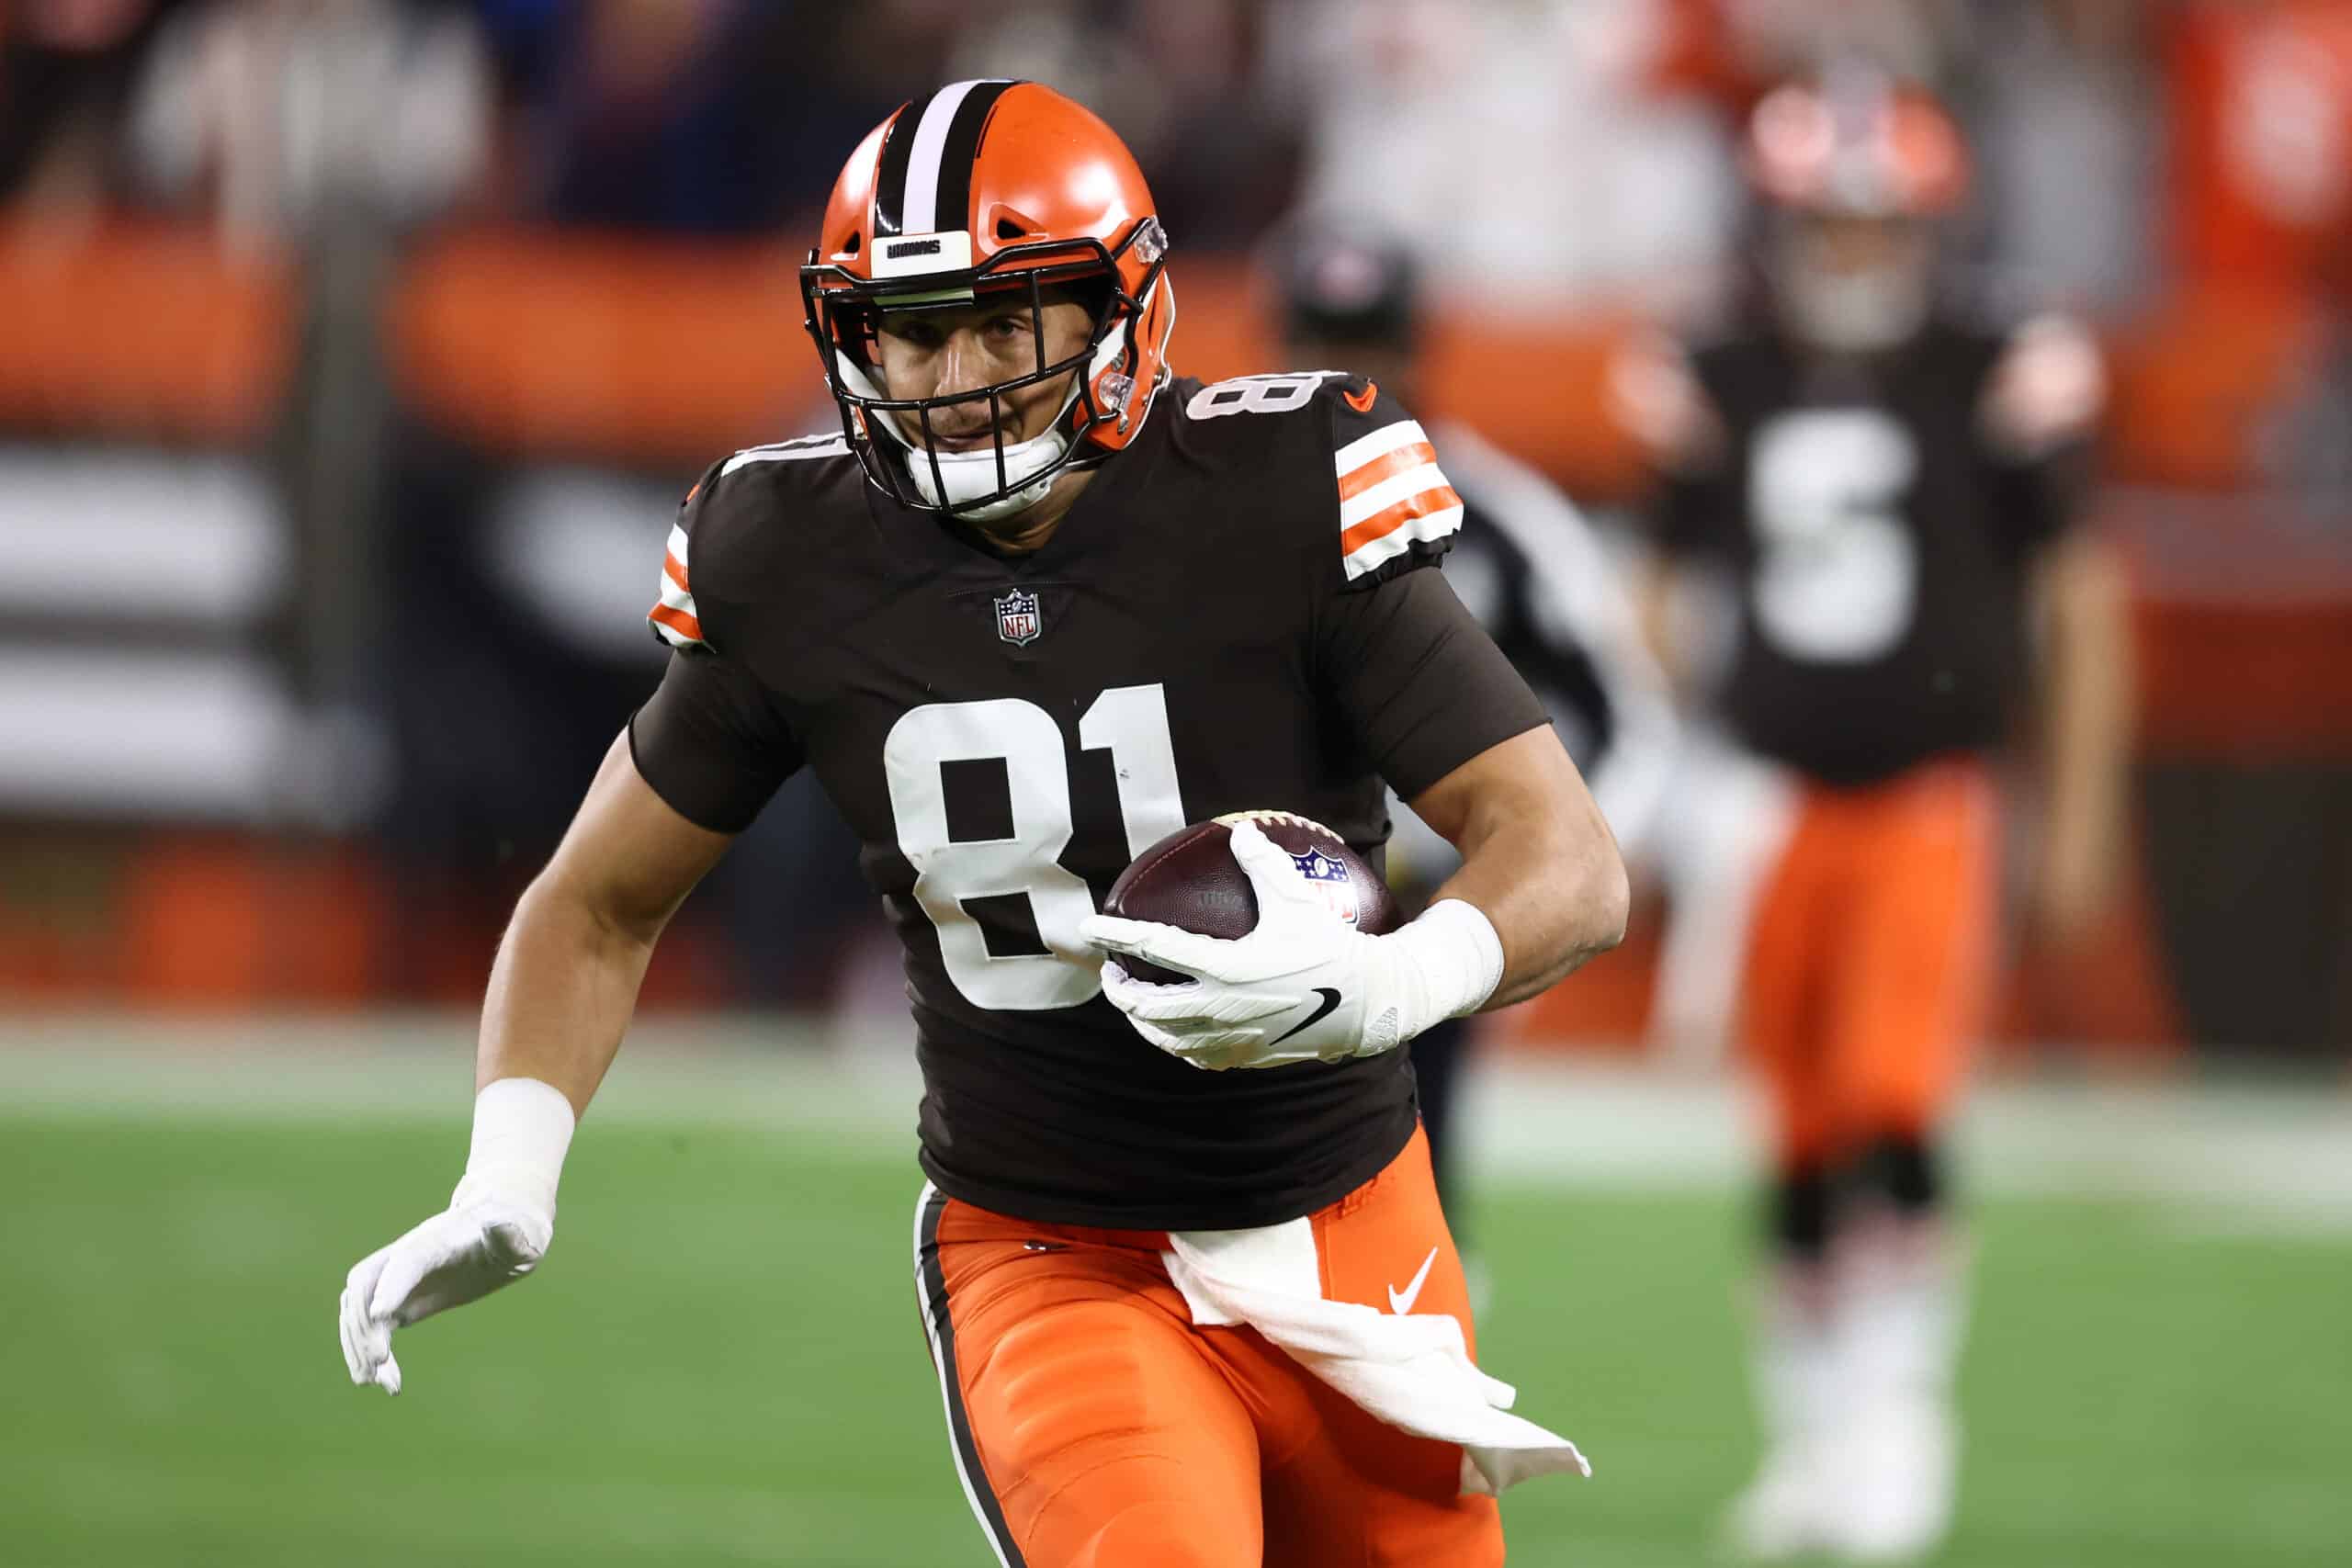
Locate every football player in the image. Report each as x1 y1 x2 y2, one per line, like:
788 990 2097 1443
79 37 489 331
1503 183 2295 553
1270 219 1676 1226
1615 78 2131 1562
338 81 1629 1567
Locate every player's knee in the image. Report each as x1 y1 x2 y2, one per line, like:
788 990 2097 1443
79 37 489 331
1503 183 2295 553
1070 1500 1238 1568
1769 1164 1836 1259
1848 1133 1943 1220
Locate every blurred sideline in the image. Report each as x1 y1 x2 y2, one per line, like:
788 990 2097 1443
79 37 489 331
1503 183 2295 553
6 1013 2346 1232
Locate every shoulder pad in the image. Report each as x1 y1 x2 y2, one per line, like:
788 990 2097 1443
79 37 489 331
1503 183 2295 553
649 432 851 652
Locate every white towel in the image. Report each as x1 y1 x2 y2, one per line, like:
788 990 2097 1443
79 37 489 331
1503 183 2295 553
1164 1220 1591 1496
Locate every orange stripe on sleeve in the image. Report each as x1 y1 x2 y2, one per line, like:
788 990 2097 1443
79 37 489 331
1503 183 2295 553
1337 442 1440 502
649 602 705 643
663 551 690 591
1339 483 1464 557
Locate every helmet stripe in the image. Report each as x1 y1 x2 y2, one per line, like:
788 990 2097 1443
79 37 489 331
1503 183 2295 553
873 102 920 238
879 78 1017 240
899 80 986 235
928 79 1018 238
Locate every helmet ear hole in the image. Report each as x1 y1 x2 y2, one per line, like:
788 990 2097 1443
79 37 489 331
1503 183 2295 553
843 233 862 256
987 204 1045 242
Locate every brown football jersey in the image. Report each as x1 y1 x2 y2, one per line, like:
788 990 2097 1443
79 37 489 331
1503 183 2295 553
629 371 1549 1228
1653 317 2097 786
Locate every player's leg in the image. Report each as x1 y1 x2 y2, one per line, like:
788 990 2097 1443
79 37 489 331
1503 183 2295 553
1724 789 1849 1560
1245 1127 1506 1567
1817 761 1998 1561
914 1188 1261 1567
1831 763 1996 1208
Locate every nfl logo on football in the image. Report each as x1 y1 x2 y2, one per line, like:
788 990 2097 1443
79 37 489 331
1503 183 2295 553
1291 848 1361 926
995 588 1042 647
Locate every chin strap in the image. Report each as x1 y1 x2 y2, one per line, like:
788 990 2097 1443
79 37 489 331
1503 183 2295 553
904 418 1076 518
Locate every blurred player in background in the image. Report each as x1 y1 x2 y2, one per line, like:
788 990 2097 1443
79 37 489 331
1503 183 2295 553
1271 220 1676 1231
339 80 1628 1567
1616 76 2133 1562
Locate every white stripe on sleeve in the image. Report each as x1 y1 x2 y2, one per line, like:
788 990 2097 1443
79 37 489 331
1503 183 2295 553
1333 417 1430 478
1341 502 1464 578
1340 462 1454 529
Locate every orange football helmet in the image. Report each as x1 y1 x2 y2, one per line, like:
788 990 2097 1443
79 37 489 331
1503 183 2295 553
1745 78 1969 220
799 80 1177 519
1744 77 1969 352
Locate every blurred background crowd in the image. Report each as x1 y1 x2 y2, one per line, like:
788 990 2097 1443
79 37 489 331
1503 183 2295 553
1 0 2346 1066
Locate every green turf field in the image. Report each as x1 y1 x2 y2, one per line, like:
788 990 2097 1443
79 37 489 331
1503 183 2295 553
3 1087 2348 1566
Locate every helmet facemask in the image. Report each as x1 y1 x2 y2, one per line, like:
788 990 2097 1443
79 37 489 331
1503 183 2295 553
803 221 1170 523
1743 80 1967 355
1767 209 1937 355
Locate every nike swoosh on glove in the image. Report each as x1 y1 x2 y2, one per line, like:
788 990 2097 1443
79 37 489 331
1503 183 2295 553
338 1177 550 1396
1080 819 1502 1071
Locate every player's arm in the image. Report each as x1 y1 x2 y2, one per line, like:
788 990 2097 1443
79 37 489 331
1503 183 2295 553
478 733 732 1110
1319 400 1630 1021
1984 315 2132 943
341 466 795 1393
336 740 730 1397
1633 554 1692 694
1610 331 1729 694
2030 526 2133 942
1408 725 1628 1009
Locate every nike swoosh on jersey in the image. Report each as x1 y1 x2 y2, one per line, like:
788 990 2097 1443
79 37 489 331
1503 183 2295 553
1387 1246 1439 1315
1270 987 1342 1046
1344 380 1378 414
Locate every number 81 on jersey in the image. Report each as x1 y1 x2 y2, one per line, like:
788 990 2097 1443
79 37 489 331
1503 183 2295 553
883 684 1187 1010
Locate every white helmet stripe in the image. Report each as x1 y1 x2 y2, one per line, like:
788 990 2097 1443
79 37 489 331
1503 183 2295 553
900 80 986 236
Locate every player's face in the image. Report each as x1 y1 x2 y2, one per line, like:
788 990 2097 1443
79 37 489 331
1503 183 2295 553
1770 210 1936 353
1792 212 1930 282
873 293 1095 450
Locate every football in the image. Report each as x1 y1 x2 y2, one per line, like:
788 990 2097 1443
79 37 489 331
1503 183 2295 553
1102 809 1401 983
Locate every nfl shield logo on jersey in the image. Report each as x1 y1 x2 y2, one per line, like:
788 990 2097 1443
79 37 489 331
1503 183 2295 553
1291 848 1362 926
995 588 1042 647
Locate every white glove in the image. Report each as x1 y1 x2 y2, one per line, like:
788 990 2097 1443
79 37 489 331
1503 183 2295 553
1080 818 1505 1071
339 1186 549 1395
338 1077 574 1395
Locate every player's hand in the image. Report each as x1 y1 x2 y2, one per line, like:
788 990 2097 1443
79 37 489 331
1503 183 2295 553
1082 819 1407 1070
338 1179 551 1396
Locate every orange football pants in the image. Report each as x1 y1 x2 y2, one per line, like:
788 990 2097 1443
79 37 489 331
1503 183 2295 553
910 1127 1502 1567
1740 758 1999 1173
